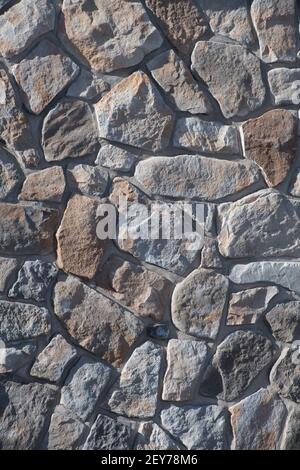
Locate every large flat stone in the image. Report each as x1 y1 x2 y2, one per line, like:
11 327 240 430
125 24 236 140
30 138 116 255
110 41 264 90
265 301 300 343
47 405 88 450
20 167 66 203
268 68 300 106
227 287 279 325
135 422 180 450
83 414 135 450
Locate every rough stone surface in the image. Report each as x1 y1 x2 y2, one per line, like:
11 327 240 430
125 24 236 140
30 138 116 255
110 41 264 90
268 68 300 106
0 148 22 200
135 422 180 450
67 164 108 198
270 347 300 403
290 168 300 197
83 414 134 450
96 144 136 172
67 70 118 101
281 406 300 450
20 167 65 203
0 257 18 292
0 343 36 374
265 301 300 343
47 405 87 450
227 287 279 325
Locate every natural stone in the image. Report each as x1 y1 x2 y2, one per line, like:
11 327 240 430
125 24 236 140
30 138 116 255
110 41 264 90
135 422 180 450
83 414 134 450
162 339 209 401
0 343 36 374
268 68 300 106
171 268 229 340
270 347 300 402
227 287 279 325
60 0 162 72
96 144 136 172
42 99 98 162
281 406 300 450
0 148 22 200
290 168 300 197
242 109 297 187
54 276 144 367
201 238 223 269
67 164 108 198
95 71 174 152
108 341 163 418
20 167 66 203
265 301 300 343
191 41 266 118
67 70 119 101
0 257 17 292
47 405 87 450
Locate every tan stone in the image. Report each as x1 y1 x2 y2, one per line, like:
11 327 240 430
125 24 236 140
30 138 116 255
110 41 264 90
227 287 279 325
20 167 65 202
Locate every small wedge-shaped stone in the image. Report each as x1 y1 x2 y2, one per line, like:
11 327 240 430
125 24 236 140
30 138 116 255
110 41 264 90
96 144 136 172
83 414 135 450
54 276 144 367
67 164 108 198
268 69 300 106
265 301 300 343
0 148 22 200
270 347 300 403
135 422 180 450
227 286 279 325
20 167 66 203
47 405 88 450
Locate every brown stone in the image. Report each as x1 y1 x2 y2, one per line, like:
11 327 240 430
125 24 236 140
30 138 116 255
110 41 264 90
20 167 66 203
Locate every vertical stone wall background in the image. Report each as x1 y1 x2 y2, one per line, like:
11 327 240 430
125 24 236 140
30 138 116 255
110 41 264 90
0 0 300 450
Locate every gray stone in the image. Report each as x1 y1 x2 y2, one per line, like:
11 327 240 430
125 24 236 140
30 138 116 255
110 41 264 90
227 287 279 325
281 406 300 450
67 69 119 101
290 168 300 197
201 238 223 269
20 167 66 203
96 144 136 172
135 422 180 450
47 405 87 450
83 414 134 450
265 301 300 343
67 164 108 198
0 148 22 200
0 343 36 374
270 347 300 403
0 257 17 292
268 68 300 106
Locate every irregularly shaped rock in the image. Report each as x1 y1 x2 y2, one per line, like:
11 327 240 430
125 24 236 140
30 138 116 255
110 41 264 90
83 414 134 450
0 343 36 374
96 144 136 172
281 406 300 450
135 422 180 450
162 339 209 401
0 148 22 200
60 357 112 420
108 341 162 418
56 194 107 279
251 0 296 63
290 168 300 197
148 50 212 114
47 405 87 450
67 69 119 101
0 300 50 342
0 0 55 58
42 100 98 162
213 331 274 401
20 167 65 203
67 165 108 198
0 202 57 255
30 335 77 383
268 68 300 106
171 268 229 340
161 405 230 450
270 348 300 402
242 109 297 187
0 257 17 292
12 40 79 114
218 190 300 259
192 41 266 118
265 301 300 343
227 287 279 325
54 276 144 367
8 260 58 302
0 381 57 450
95 71 174 152
145 0 208 53
173 117 240 154
229 388 287 450
60 0 162 72
201 238 223 269
135 155 261 201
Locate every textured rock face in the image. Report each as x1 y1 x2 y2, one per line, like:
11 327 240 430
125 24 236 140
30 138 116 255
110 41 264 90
135 422 180 450
96 144 136 172
268 68 300 106
0 257 18 292
83 414 134 450
0 148 22 200
281 406 300 450
47 405 87 450
67 70 118 101
0 343 36 374
265 301 300 343
67 164 108 198
270 348 300 403
227 287 279 325
20 167 65 203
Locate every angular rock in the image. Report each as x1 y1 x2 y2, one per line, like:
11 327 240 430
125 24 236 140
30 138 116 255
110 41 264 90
60 357 112 420
227 287 279 325
47 405 87 450
251 0 296 63
67 164 108 198
265 301 300 343
60 0 162 72
229 388 287 450
148 50 212 114
12 40 79 114
201 238 223 269
135 422 180 450
8 260 58 302
42 99 98 162
145 0 208 53
218 190 300 259
162 339 209 401
0 343 36 374
161 405 230 450
54 276 144 367
30 335 77 383
173 117 241 154
95 71 174 152
171 268 229 340
192 41 266 118
270 347 300 402
0 257 17 292
20 167 66 203
281 406 300 450
108 341 163 418
290 168 300 197
213 330 274 401
83 414 134 450
67 69 119 101
242 109 297 187
268 68 300 106
96 144 136 172
0 0 55 58
135 155 261 201
0 148 22 200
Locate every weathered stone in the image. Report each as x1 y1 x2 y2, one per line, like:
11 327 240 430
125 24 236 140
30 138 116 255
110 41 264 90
135 422 180 450
0 343 36 374
242 109 297 187
108 341 162 418
148 50 212 114
20 167 66 203
0 148 22 200
174 117 240 154
96 144 136 172
172 268 229 340
162 339 209 401
56 194 107 279
0 0 55 58
290 168 300 197
201 238 223 269
161 405 230 450
265 301 300 343
251 0 296 63
213 331 274 401
42 100 98 162
192 41 266 118
0 381 57 450
270 347 300 402
60 357 112 420
67 165 108 198
135 155 261 201
67 70 119 101
229 388 287 450
281 406 300 450
47 405 87 450
30 335 77 383
60 0 162 72
54 276 144 367
268 68 300 106
95 71 174 152
12 40 79 114
227 287 279 325
9 260 58 302
83 414 134 450
0 300 50 342
0 257 17 292
218 190 300 259
145 0 208 53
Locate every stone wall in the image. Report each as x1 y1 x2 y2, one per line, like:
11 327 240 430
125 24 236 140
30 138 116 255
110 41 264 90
0 0 299 450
